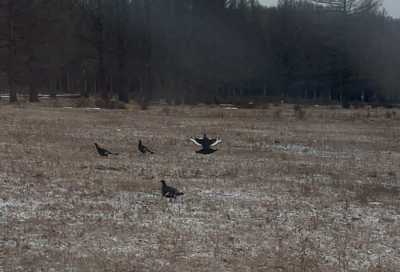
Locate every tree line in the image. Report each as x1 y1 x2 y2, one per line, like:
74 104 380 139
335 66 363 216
0 0 399 104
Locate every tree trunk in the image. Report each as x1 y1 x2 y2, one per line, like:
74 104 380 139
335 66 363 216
98 52 107 100
66 72 71 93
28 62 39 102
29 84 39 102
9 82 17 103
117 71 129 103
95 0 108 101
116 0 129 103
82 78 89 97
142 0 153 104
7 1 17 103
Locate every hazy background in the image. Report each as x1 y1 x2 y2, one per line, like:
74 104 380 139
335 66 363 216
260 0 400 17
1 0 399 105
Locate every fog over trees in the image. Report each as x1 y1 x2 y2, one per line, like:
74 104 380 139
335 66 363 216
0 0 399 104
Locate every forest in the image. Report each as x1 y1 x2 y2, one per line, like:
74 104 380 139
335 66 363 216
0 0 399 105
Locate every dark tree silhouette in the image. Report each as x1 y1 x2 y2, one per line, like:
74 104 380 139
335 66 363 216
0 0 399 104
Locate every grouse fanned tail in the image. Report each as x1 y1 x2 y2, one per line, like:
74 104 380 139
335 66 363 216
190 133 222 154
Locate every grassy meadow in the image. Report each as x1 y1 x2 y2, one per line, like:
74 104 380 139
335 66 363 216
0 101 399 271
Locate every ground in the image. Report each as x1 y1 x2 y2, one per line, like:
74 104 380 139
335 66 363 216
0 101 399 271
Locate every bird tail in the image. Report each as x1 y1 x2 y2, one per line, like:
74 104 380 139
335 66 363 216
177 192 184 196
112 152 119 155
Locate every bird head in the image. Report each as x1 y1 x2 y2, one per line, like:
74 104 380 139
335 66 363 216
160 180 166 185
94 143 98 147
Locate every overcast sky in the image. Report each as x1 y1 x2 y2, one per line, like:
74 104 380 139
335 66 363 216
259 0 400 18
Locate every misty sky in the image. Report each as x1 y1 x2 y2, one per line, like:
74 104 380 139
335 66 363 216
259 0 400 18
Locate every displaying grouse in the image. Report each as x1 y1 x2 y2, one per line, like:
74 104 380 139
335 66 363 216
160 180 184 199
138 140 154 154
94 143 118 156
196 148 217 154
190 133 222 154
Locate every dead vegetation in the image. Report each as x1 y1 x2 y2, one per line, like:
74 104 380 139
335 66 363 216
0 102 399 271
293 104 306 120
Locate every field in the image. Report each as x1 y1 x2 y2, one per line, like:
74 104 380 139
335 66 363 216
1 101 399 271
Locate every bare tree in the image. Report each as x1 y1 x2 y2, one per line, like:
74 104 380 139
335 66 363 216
0 0 19 103
310 0 382 15
0 0 399 104
114 0 130 102
77 0 109 100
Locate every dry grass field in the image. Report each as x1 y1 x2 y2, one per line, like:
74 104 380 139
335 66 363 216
1 101 399 271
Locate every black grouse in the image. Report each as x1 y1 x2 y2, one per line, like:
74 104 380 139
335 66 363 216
138 140 154 154
195 148 217 154
94 143 118 156
160 180 184 199
190 133 222 154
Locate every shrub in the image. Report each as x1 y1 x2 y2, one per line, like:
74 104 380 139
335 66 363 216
294 104 306 120
384 110 396 119
341 100 351 109
95 98 127 109
75 97 95 108
273 108 282 119
366 108 371 118
237 101 256 109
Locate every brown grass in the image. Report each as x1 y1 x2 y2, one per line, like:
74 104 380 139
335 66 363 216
0 102 399 271
293 104 307 120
